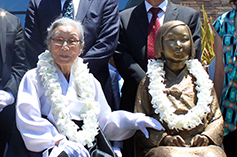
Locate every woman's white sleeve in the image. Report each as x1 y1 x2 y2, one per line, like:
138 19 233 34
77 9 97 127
16 72 66 152
101 111 148 141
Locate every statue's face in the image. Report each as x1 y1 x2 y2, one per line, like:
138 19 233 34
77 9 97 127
162 25 191 63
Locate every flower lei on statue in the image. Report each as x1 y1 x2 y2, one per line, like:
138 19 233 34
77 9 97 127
37 50 100 147
147 59 213 131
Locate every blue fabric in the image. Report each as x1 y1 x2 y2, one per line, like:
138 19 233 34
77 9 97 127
62 0 74 19
0 48 2 79
213 7 237 135
109 64 121 111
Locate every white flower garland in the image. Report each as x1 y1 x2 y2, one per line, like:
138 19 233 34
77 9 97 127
147 59 213 131
37 50 100 147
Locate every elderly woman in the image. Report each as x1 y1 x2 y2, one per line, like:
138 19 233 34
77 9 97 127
134 20 226 157
15 17 164 157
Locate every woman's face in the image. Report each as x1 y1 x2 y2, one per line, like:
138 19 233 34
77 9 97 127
162 25 191 63
48 25 82 68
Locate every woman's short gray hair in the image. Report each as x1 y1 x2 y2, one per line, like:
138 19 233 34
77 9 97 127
46 17 84 47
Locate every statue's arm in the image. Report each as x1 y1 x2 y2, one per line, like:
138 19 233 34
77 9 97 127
134 77 168 148
200 88 224 146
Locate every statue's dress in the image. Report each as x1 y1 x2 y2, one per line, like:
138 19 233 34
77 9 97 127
134 66 226 157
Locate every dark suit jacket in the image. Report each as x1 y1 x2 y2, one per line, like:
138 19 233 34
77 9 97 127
0 8 27 100
0 8 27 154
114 0 202 112
24 0 119 105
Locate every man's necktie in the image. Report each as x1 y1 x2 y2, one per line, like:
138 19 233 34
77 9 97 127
63 0 74 19
147 8 161 59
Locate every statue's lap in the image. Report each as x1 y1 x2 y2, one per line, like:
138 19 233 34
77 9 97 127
145 145 226 157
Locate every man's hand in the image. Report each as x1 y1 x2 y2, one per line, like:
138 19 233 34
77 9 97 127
0 90 14 112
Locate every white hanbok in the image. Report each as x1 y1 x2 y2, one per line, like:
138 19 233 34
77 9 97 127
16 66 157 153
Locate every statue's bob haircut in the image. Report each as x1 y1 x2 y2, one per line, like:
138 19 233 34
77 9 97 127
155 20 196 59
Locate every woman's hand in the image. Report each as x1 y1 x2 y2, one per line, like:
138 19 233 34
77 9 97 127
113 146 122 157
191 134 209 147
50 139 90 157
163 135 186 147
135 116 165 138
55 139 64 146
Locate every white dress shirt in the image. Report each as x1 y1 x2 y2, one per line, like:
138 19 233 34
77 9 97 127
145 0 167 25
